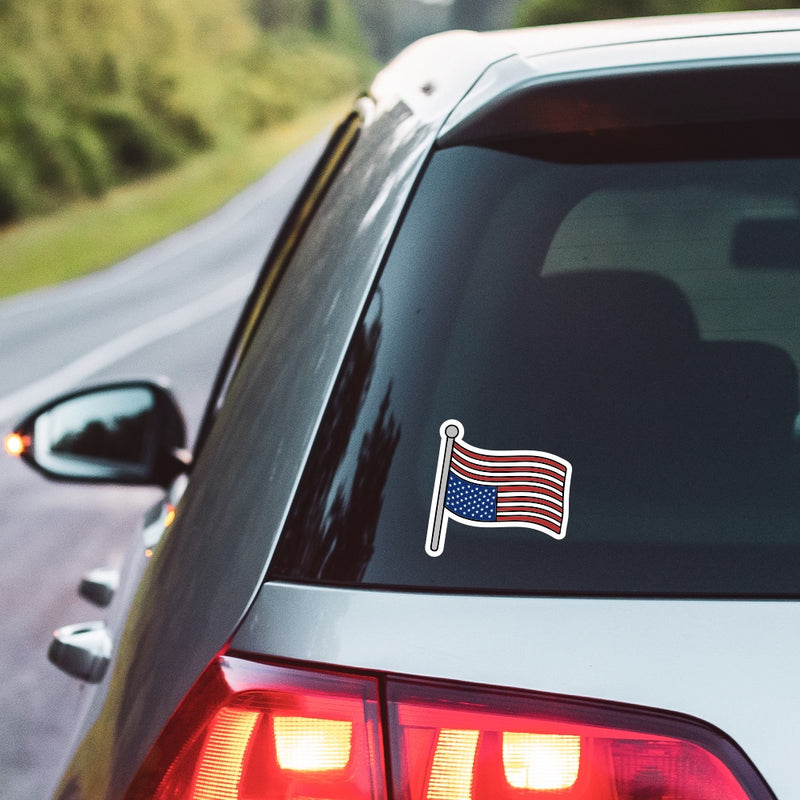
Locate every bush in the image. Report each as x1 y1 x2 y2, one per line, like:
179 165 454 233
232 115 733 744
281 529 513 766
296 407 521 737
0 101 109 218
0 0 373 224
0 146 38 222
89 100 185 178
61 125 112 197
248 0 332 32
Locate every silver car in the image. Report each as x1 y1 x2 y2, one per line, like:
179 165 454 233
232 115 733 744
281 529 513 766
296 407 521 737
10 10 800 799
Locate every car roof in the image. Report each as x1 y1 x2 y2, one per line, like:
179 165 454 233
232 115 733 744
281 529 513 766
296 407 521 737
369 10 800 126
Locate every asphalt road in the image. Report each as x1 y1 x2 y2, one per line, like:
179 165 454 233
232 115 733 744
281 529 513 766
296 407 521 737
0 135 324 799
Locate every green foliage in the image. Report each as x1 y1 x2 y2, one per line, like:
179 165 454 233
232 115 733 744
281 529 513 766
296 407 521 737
514 0 799 27
0 0 372 224
249 0 332 32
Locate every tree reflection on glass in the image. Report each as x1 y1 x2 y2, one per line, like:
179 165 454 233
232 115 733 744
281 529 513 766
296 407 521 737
33 386 156 479
272 312 400 583
51 408 152 465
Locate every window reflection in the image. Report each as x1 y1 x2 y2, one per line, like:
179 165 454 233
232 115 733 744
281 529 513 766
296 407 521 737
35 387 155 479
272 313 401 582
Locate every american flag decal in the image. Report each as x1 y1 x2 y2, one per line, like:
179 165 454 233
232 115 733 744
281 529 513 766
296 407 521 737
426 420 572 557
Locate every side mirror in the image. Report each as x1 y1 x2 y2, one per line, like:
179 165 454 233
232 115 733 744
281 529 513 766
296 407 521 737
5 381 190 488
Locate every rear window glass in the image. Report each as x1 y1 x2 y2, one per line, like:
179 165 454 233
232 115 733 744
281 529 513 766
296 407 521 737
269 123 800 596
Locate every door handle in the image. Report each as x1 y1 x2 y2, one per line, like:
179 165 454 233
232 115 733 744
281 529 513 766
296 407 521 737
78 566 120 608
48 621 112 683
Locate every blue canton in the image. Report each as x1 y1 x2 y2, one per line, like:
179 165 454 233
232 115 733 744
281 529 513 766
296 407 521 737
445 472 497 522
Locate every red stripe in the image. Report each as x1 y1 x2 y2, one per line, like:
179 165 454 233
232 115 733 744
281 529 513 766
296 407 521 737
454 441 567 474
498 498 562 515
498 504 562 522
455 440 567 471
452 454 566 484
452 463 565 494
451 450 566 482
500 484 564 501
455 455 567 477
498 494 562 511
496 514 563 534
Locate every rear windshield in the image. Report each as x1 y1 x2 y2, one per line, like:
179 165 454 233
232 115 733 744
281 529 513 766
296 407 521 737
269 123 800 596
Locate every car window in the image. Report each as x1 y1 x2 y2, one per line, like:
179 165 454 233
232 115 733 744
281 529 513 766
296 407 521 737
269 122 800 596
192 111 363 455
149 100 435 649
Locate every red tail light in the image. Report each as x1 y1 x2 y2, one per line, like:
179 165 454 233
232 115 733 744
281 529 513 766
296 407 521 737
124 657 386 799
124 655 769 800
387 679 761 800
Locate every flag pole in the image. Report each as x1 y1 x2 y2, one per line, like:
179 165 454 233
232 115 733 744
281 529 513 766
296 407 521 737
426 420 461 557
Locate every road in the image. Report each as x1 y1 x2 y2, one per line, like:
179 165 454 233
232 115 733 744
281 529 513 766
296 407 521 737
0 135 324 799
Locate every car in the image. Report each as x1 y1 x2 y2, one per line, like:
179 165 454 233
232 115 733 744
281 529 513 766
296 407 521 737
7 9 800 799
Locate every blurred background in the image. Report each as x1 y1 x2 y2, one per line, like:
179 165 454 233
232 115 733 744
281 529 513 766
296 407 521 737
1 0 796 271
1 1 798 798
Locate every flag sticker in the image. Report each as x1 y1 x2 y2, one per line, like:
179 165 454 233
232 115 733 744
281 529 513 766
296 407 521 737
426 420 572 557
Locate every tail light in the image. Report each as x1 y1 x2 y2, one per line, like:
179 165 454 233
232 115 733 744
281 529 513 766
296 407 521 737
387 679 763 800
124 657 386 799
124 655 769 800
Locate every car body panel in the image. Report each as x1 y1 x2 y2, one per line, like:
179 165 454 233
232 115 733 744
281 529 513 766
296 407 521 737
51 480 187 779
441 28 800 144
233 582 798 798
380 12 800 137
51 101 437 800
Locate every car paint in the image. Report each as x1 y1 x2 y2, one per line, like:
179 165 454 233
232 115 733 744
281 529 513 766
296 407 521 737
48 11 800 799
234 584 799 797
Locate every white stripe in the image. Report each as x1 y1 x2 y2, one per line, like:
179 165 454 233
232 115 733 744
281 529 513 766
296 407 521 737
453 464 566 482
496 517 563 534
455 459 567 478
497 495 562 507
497 503 561 522
0 275 252 424
452 466 565 496
498 489 563 500
454 449 567 475
498 498 563 511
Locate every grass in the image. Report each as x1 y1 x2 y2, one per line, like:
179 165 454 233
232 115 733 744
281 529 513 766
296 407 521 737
0 97 354 300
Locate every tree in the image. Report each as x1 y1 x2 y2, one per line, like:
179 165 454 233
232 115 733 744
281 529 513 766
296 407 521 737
451 0 494 30
248 0 331 31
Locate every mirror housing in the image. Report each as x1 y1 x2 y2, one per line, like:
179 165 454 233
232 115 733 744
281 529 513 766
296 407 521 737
7 381 189 488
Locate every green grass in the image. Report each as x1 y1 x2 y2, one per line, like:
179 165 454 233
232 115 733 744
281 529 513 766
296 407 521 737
0 98 353 300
